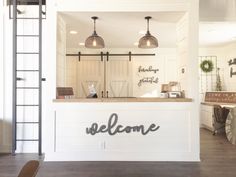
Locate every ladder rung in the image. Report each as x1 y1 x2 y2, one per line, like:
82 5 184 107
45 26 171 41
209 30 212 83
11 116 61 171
17 52 39 54
16 105 39 107
17 35 39 37
17 87 39 89
14 17 46 20
17 122 39 124
16 139 39 142
17 70 39 72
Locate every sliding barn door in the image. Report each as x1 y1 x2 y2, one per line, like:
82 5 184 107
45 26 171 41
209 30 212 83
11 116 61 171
106 58 132 97
77 58 104 98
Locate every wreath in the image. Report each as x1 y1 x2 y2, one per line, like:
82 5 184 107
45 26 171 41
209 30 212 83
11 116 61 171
200 60 214 73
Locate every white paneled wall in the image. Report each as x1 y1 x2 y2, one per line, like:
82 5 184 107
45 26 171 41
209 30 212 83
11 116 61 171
176 13 189 96
132 55 177 97
1 0 199 155
199 43 236 92
200 0 236 21
0 1 4 151
56 15 66 87
64 48 177 98
221 43 236 90
0 4 48 153
66 56 77 95
1 5 13 152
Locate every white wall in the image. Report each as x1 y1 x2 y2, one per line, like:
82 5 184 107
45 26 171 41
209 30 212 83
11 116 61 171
56 14 66 87
221 43 236 90
54 0 190 12
199 42 236 92
200 0 236 21
1 0 199 159
0 3 49 152
0 0 4 151
0 3 13 152
176 13 189 96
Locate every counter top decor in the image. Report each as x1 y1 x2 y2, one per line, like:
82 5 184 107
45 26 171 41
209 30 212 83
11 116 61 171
204 92 236 103
53 97 192 103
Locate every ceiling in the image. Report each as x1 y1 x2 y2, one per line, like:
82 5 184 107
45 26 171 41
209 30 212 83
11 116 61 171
60 12 185 48
199 22 236 47
200 0 236 21
199 0 236 47
60 11 236 48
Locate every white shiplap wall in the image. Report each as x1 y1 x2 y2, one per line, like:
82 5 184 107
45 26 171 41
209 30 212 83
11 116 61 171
176 13 189 96
65 48 177 98
56 15 67 87
199 43 236 92
0 0 199 157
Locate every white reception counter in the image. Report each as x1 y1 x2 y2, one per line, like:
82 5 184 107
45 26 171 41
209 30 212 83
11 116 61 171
45 98 199 161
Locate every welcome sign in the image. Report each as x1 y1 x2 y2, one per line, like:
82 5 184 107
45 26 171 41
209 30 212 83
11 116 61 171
86 113 160 136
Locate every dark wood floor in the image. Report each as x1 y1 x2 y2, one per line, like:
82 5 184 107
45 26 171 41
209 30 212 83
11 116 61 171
1 129 236 177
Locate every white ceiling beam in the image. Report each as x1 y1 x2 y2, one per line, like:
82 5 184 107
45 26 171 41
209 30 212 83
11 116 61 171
54 0 190 12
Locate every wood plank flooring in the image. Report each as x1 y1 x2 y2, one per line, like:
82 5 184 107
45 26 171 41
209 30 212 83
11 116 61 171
0 128 236 177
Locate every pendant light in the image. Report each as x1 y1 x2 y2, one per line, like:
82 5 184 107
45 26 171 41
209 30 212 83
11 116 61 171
138 16 158 49
85 16 105 49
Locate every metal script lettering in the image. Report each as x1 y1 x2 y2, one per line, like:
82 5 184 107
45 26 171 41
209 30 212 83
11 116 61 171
86 113 160 136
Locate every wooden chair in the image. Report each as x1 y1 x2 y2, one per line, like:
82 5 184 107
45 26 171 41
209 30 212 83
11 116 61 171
18 160 40 177
213 105 229 135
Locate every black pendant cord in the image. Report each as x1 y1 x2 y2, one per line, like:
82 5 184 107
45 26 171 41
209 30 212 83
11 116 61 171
94 18 96 32
91 16 98 34
145 16 152 34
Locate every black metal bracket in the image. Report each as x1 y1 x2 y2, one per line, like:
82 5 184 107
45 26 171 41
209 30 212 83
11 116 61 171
78 52 81 62
16 77 24 81
101 52 103 62
17 9 22 14
106 52 109 62
230 67 236 78
128 51 131 62
8 0 46 5
8 0 47 19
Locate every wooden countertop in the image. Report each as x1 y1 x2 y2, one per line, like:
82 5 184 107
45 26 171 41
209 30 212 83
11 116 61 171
201 102 236 106
53 97 193 103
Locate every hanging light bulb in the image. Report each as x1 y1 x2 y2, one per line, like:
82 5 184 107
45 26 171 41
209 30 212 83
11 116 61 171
85 16 105 49
138 16 158 49
92 39 97 46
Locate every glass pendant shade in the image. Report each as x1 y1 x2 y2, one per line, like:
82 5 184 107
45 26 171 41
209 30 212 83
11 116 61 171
138 16 158 49
85 16 105 49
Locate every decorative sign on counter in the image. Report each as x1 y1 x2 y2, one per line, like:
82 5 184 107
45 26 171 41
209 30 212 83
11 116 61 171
86 113 160 136
205 92 236 103
137 66 159 87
